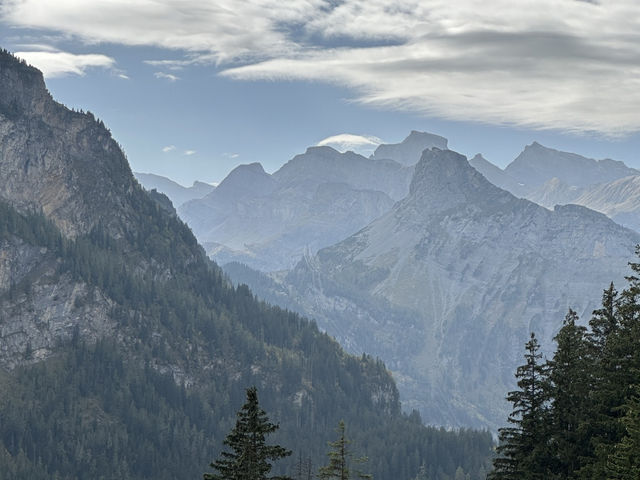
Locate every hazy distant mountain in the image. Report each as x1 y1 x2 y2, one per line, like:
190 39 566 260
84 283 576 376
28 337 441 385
468 153 527 196
504 142 639 190
371 130 448 165
179 146 416 271
135 172 215 207
525 175 640 232
228 148 639 429
470 144 640 232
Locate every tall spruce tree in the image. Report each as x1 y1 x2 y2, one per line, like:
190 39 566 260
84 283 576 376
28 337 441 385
204 386 292 480
581 283 626 478
490 332 551 480
547 309 590 478
318 420 371 480
607 385 640 479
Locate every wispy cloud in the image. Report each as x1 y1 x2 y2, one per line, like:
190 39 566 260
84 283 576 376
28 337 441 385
223 152 240 159
14 49 115 78
154 72 180 82
184 150 196 156
317 133 382 154
162 145 176 153
4 0 640 134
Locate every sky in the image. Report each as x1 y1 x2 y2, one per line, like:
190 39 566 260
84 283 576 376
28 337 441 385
1 0 640 186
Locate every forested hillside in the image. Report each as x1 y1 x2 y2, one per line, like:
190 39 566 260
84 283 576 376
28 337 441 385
0 49 493 479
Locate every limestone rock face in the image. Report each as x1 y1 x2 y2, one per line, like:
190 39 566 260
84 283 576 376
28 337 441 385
242 148 639 429
0 52 138 239
0 51 149 369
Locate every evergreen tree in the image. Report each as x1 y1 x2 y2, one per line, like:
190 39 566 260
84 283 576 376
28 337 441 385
581 283 626 478
607 385 640 479
547 309 590 478
318 421 371 480
490 333 551 480
204 387 292 480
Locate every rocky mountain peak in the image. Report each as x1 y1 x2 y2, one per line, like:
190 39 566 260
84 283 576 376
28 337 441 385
505 142 639 189
371 130 448 165
0 50 137 239
214 162 275 197
408 148 512 212
0 49 50 119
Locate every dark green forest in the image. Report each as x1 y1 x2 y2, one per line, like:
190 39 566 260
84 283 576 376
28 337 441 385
490 253 640 479
0 198 493 479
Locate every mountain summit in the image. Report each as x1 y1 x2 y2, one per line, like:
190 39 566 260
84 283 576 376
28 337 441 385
371 130 448 165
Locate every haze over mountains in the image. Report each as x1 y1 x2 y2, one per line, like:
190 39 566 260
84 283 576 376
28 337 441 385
177 141 433 271
132 120 640 429
134 172 215 207
227 147 639 429
0 50 496 479
469 143 640 231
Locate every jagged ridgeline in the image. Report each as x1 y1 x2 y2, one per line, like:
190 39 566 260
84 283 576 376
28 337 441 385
0 49 493 479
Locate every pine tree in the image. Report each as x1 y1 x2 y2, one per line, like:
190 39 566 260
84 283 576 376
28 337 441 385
318 420 371 480
490 332 551 480
204 386 292 480
547 309 590 478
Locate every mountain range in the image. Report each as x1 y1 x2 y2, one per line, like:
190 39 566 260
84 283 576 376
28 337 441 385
0 49 493 479
178 145 422 271
226 148 640 429
134 172 215 207
470 143 640 231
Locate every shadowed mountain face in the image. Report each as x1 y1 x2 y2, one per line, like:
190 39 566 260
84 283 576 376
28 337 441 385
178 146 417 271
230 148 639 429
135 172 215 207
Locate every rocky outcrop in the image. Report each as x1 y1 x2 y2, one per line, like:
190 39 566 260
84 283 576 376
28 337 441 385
0 51 138 239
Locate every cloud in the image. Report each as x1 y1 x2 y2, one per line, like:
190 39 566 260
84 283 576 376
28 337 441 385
154 72 180 82
14 49 115 78
317 133 382 153
162 145 176 153
223 152 240 159
4 0 640 134
184 150 196 156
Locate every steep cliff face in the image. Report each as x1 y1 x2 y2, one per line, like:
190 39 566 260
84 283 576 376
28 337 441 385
247 148 640 429
0 51 138 239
